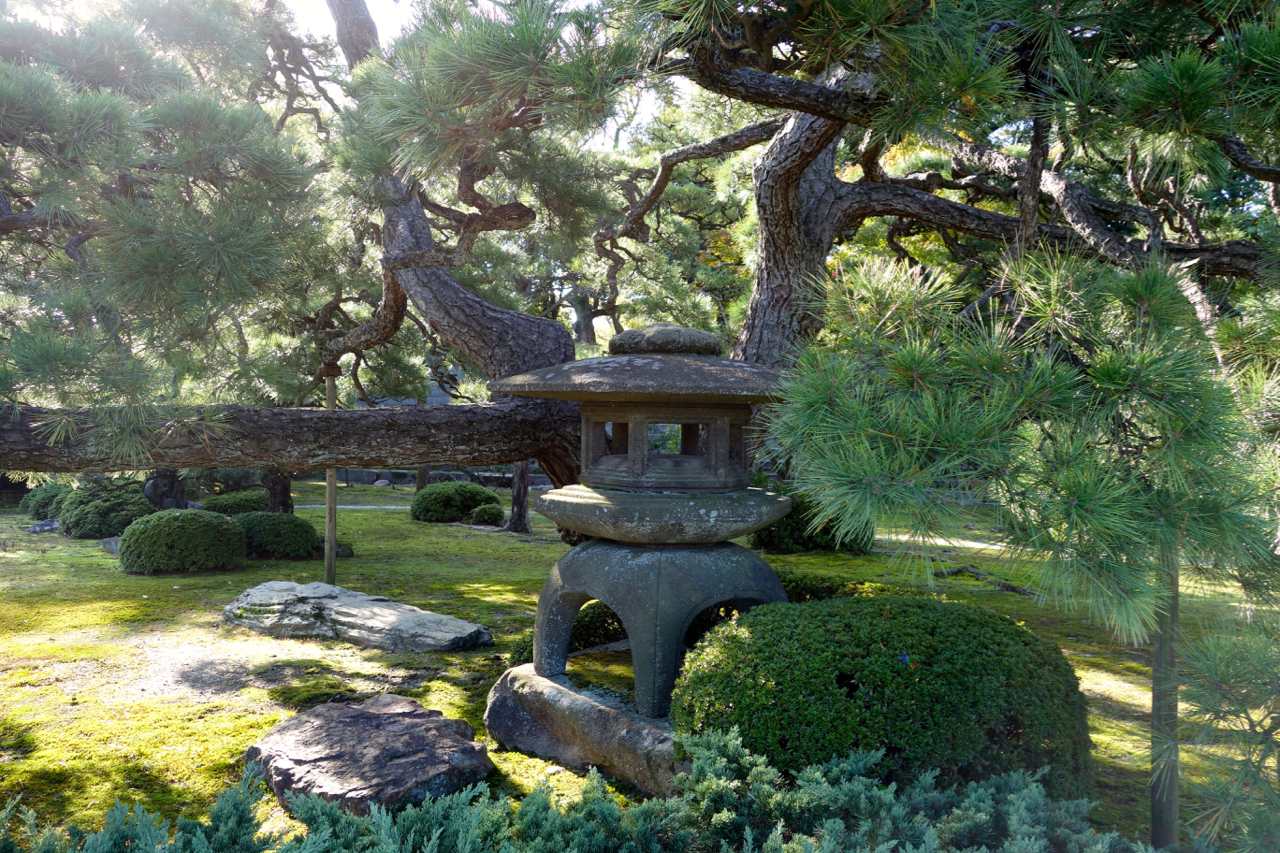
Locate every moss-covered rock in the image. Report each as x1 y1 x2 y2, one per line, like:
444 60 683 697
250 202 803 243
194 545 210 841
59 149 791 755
233 511 319 558
410 481 500 523
200 490 269 515
671 596 1094 799
119 509 246 574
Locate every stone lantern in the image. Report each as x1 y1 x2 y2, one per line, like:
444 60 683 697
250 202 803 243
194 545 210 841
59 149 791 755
489 325 791 717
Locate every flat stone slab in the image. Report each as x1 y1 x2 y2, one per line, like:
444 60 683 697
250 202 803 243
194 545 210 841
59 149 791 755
223 581 493 652
246 694 494 815
485 663 688 797
26 519 59 533
535 485 791 545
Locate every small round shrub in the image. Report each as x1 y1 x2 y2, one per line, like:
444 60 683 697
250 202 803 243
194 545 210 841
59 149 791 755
233 511 319 558
19 483 69 520
119 509 246 574
410 481 500 523
201 490 269 515
671 596 1093 799
747 490 874 555
59 482 156 538
464 504 506 526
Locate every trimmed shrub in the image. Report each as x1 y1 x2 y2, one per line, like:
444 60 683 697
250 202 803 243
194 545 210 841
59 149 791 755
58 482 156 539
507 601 627 664
410 481 500 523
201 490 269 515
671 596 1094 799
464 504 506 526
747 490 873 554
0 730 1149 853
18 483 69 520
119 510 246 574
233 511 319 558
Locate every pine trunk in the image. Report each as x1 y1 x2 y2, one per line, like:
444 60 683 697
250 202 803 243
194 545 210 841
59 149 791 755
506 459 533 534
733 111 846 367
1150 546 1181 850
262 469 294 514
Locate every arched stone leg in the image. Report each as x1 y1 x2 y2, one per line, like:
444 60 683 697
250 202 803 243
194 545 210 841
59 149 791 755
532 539 787 717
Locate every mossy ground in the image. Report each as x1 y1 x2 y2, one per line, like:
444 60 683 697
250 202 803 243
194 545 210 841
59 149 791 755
0 487 1265 844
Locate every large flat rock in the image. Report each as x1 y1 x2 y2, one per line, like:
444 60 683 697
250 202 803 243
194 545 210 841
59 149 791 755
223 581 493 652
484 663 688 797
246 695 494 815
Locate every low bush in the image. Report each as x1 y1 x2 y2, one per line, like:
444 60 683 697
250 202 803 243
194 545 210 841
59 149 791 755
0 731 1154 853
18 483 68 520
747 489 873 555
119 509 246 574
58 482 156 539
233 511 318 558
464 504 506 526
201 490 269 515
410 481 500 523
671 596 1094 800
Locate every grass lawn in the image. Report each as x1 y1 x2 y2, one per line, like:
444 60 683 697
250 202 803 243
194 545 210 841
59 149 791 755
0 482 1264 845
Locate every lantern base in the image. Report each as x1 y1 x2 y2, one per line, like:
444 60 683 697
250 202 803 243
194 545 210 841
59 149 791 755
532 538 787 717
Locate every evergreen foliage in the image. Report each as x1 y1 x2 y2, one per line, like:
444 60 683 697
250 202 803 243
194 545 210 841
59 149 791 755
58 481 155 539
1180 617 1280 853
232 511 318 559
671 597 1094 800
201 491 269 516
410 482 501 523
463 504 506 526
17 483 68 520
0 733 1161 853
118 509 246 574
747 490 874 555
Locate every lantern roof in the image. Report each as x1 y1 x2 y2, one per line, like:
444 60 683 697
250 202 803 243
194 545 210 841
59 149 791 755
490 353 781 404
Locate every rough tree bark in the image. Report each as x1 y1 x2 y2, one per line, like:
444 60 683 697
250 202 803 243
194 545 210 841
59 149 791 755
505 459 533 534
262 469 294 514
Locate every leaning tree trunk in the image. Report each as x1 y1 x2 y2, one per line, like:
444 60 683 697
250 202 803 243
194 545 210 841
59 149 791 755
262 469 294 514
733 111 847 367
505 459 533 534
143 469 187 510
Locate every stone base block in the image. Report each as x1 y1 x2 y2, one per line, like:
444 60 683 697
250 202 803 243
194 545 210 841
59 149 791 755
484 664 688 797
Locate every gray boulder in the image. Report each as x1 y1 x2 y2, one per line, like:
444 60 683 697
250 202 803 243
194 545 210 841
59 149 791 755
101 536 120 555
26 519 59 534
373 479 392 486
485 663 688 797
223 581 493 652
247 694 494 815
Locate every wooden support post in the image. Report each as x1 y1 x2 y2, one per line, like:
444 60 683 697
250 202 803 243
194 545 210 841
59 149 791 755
321 363 340 585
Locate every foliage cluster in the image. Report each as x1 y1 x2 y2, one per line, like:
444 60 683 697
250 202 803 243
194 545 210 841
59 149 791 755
0 730 1161 853
748 490 874 555
463 504 506 526
232 511 318 559
672 597 1093 800
58 482 155 539
118 509 246 574
185 469 264 496
1180 617 1280 853
410 481 501 523
772 571 926 604
200 491 270 516
507 599 628 665
17 483 68 520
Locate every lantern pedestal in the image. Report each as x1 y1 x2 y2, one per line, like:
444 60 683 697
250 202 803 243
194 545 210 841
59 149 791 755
532 538 786 717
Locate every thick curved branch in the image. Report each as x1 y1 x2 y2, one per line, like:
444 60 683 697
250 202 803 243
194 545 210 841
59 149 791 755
1218 134 1280 182
0 398 579 475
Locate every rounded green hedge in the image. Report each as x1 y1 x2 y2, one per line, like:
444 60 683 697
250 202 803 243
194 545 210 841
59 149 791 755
464 504 506 526
18 483 69 520
233 511 318 558
119 510 246 574
671 596 1093 799
200 490 269 515
410 481 500 523
59 482 156 539
747 490 874 555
